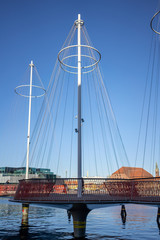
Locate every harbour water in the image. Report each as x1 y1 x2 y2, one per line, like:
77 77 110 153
0 197 159 240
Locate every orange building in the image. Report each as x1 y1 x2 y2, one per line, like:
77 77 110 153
111 166 153 179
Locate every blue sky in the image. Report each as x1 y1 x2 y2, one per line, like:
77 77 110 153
0 0 159 177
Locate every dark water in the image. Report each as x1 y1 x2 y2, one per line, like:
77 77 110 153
0 197 160 240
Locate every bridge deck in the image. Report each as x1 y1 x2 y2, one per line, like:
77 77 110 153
13 177 160 205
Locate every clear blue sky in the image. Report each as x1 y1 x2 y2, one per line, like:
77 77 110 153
0 0 159 176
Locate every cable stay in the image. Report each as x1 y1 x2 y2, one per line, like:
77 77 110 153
18 16 129 179
135 10 160 177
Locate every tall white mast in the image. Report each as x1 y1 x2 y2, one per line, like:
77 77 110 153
15 60 46 179
58 14 100 195
26 60 34 179
77 14 83 197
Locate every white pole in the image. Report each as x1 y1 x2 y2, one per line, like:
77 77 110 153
77 14 82 197
25 60 34 179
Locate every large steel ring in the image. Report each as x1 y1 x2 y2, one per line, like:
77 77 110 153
150 10 160 35
58 45 101 74
15 85 46 98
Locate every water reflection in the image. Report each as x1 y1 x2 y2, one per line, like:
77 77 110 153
19 221 29 240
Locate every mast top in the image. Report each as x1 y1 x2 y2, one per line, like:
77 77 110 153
29 60 34 67
75 14 84 27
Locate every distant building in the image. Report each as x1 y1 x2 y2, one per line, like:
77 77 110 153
110 166 153 179
155 163 159 177
0 167 57 183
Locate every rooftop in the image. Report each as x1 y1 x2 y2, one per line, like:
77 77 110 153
111 167 153 179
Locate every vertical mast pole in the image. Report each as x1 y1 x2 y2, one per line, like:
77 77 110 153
25 60 34 179
77 14 82 197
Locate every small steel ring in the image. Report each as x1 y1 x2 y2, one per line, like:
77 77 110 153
150 10 160 35
58 45 101 74
15 85 46 98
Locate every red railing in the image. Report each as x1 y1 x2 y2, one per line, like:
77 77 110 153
14 177 160 203
0 183 18 196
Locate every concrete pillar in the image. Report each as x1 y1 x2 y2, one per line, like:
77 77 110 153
67 210 71 223
22 203 29 226
157 207 160 224
70 204 90 238
20 203 29 239
121 204 127 224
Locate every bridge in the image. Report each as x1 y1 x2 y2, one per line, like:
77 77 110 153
13 177 160 238
11 11 160 238
14 177 160 205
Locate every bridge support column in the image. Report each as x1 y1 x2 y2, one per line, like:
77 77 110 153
70 204 90 238
67 210 71 223
22 203 29 226
157 207 160 223
20 203 29 239
121 205 127 224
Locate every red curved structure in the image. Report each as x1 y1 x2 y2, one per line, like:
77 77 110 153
13 177 160 205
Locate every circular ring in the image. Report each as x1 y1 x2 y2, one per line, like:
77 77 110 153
15 85 46 98
60 54 98 69
58 45 101 74
150 10 160 35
